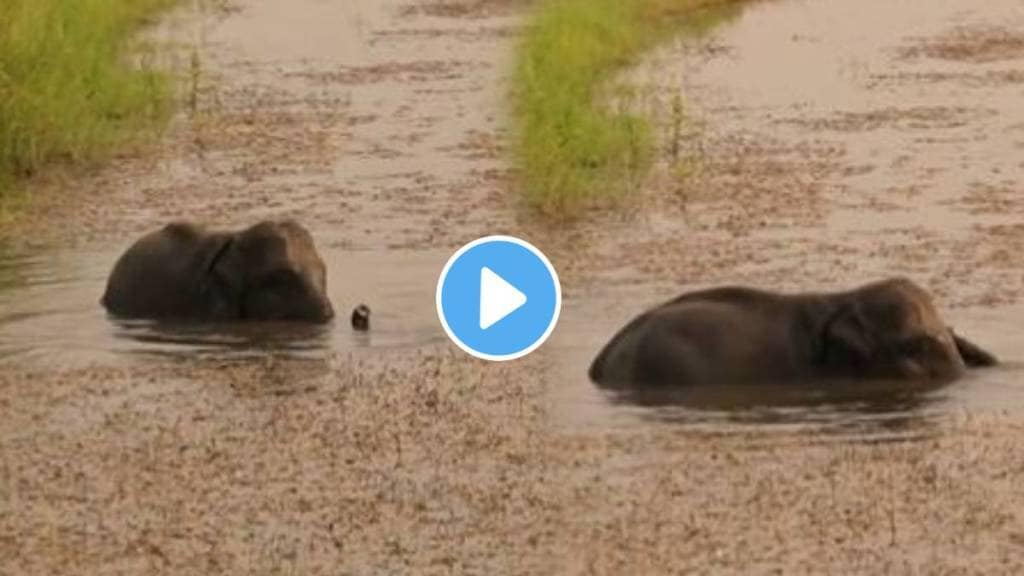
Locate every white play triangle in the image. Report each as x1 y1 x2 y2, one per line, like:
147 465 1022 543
479 267 527 330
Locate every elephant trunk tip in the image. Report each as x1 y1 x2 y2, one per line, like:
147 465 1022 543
351 304 370 331
952 331 998 368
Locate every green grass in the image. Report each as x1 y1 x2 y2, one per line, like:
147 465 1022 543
512 0 745 216
0 0 180 197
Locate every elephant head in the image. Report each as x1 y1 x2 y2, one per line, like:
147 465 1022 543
203 220 334 323
820 278 995 381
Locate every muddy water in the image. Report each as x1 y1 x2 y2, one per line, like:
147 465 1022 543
549 291 1024 443
6 240 1017 442
0 246 447 368
541 0 1024 434
5 0 1024 573
618 0 1024 304
2 0 1023 440
0 1 515 359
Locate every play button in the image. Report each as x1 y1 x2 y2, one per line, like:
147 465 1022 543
437 236 561 361
479 267 527 330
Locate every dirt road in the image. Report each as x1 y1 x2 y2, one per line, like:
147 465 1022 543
2 0 1024 574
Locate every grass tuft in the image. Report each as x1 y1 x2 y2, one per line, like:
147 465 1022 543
0 0 180 197
512 0 745 217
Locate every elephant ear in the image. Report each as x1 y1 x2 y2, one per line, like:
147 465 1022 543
200 235 243 318
820 303 874 366
950 329 998 367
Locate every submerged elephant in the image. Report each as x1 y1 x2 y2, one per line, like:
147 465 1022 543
589 278 997 388
102 220 335 323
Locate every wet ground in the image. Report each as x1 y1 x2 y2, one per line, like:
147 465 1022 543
3 0 1024 573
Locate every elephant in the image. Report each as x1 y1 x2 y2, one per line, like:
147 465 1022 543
589 277 997 388
101 220 335 323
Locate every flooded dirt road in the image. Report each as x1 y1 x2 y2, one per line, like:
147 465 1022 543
3 0 1024 573
554 0 1024 434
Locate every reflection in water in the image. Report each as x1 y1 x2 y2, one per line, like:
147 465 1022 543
600 378 953 441
108 318 334 359
0 245 447 368
2 241 1021 444
548 292 1023 443
547 0 1024 442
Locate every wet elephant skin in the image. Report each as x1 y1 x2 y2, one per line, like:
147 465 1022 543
589 278 997 388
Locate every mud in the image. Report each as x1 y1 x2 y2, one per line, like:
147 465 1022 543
3 0 1024 573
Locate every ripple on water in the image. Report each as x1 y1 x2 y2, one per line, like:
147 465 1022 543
537 0 1024 443
546 286 1024 445
2 242 1021 445
0 245 449 369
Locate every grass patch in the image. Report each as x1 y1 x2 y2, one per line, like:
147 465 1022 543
512 0 746 216
0 0 181 198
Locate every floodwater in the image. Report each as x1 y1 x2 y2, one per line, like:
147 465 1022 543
2 0 1023 439
548 288 1024 443
2 240 1019 442
4 0 1024 573
546 0 1024 435
0 246 447 368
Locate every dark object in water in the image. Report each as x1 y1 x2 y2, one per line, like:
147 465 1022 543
590 277 997 388
102 220 334 323
351 304 371 331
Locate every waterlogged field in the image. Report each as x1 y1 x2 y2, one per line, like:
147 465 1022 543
2 0 1024 574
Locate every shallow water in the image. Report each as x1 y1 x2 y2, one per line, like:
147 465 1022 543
603 0 1024 305
2 243 1021 443
0 245 447 369
7 2 1024 571
546 284 1024 442
4 0 1024 446
6 237 1021 443
535 0 1024 438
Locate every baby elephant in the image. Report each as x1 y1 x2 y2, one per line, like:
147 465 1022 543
102 220 334 323
589 278 997 388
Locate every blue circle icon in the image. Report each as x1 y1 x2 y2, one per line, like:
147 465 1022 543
436 236 561 361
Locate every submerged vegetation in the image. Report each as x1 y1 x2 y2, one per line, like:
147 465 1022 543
0 0 180 197
512 0 745 216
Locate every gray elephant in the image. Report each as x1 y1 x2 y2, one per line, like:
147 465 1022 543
102 220 334 323
589 278 997 388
